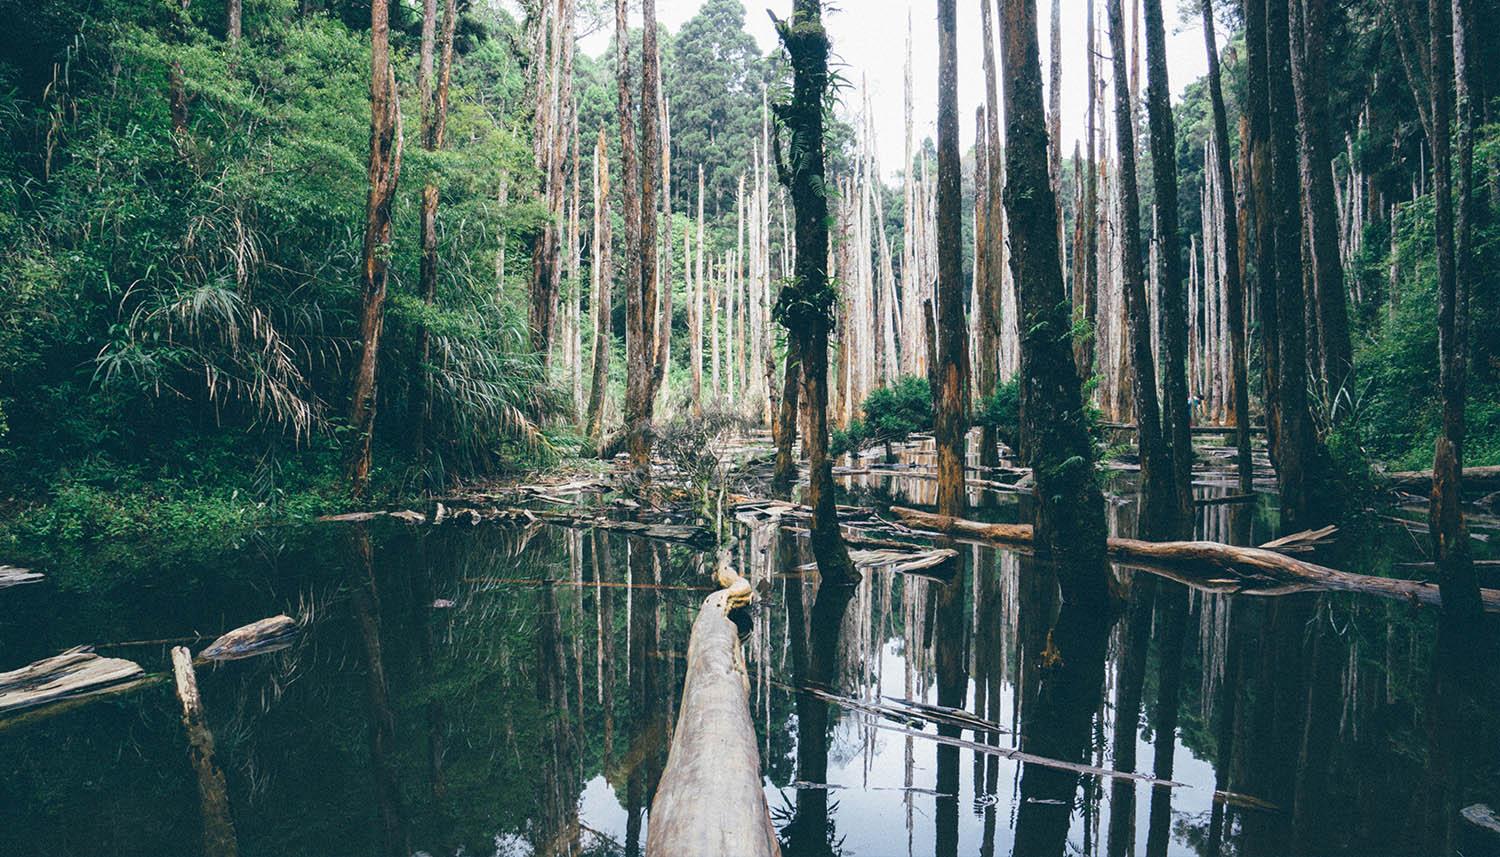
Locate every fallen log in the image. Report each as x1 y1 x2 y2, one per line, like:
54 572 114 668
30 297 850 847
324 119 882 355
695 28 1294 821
199 615 298 661
646 574 777 856
0 647 146 716
1384 465 1500 493
889 507 1500 613
171 647 238 857
0 565 43 588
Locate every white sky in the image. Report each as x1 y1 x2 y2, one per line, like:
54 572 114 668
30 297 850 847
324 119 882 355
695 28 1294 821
573 1 1218 180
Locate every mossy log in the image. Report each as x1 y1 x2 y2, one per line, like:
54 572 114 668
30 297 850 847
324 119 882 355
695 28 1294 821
889 507 1500 613
1384 465 1500 493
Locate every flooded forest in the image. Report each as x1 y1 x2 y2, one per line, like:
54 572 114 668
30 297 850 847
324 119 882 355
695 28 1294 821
2 0 1500 855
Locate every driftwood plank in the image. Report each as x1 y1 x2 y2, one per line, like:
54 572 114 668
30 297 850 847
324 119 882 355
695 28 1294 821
199 616 298 661
0 648 146 715
0 566 44 589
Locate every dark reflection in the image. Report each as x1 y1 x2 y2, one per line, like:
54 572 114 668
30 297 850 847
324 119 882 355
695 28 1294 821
1107 572 1156 857
933 549 969 857
346 524 409 857
780 529 856 856
1145 582 1188 857
1011 556 1113 857
6 509 1500 857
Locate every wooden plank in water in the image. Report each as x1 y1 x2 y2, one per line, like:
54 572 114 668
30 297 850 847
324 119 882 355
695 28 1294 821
0 647 145 715
0 566 43 589
199 615 298 662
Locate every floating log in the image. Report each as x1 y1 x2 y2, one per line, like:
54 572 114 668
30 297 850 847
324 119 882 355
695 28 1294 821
0 647 146 716
199 615 298 661
1462 804 1500 836
646 587 777 856
171 647 238 857
888 507 1500 613
0 565 43 588
317 509 427 524
1194 493 1258 507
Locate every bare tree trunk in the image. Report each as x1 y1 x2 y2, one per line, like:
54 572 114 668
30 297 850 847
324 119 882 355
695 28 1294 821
347 0 403 496
1289 0 1353 394
1267 0 1322 529
933 0 971 519
227 0 241 45
1200 0 1251 491
1109 0 1173 540
1431 0 1482 621
1143 0 1193 533
772 0 856 584
978 0 1006 468
415 0 458 468
691 166 705 415
1001 0 1108 569
586 128 613 442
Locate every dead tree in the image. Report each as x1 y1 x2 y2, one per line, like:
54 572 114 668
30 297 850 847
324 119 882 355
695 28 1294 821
1000 0 1108 570
933 0 970 518
1200 0 1251 491
1109 0 1174 539
1143 0 1193 532
978 0 1006 468
770 0 856 584
415 0 458 461
585 128 613 442
1289 0 1353 394
347 0 403 496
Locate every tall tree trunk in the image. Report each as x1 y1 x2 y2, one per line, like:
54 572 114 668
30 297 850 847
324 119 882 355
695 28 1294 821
1077 0 1099 380
934 0 971 519
979 0 1006 469
415 0 458 469
1289 0 1353 395
772 0 856 584
347 0 403 496
691 166 705 416
618 0 660 481
1430 0 1482 621
1001 0 1108 571
1109 0 1173 539
227 0 241 44
1267 0 1322 529
1200 0 1252 492
586 128 613 442
1245 0 1281 476
771 335 801 499
1142 0 1193 533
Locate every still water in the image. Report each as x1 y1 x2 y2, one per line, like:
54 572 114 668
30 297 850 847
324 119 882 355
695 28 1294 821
2 473 1498 856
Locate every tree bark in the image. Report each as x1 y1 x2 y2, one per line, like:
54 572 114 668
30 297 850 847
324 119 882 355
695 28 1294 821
1109 0 1174 540
1289 0 1353 393
1430 0 1482 621
772 0 856 584
1001 0 1108 572
227 0 241 45
586 128 613 442
1266 0 1323 529
978 0 1006 469
347 0 403 496
1077 0 1099 380
1142 0 1193 533
934 0 971 519
1245 0 1281 475
1200 0 1252 492
415 0 458 466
